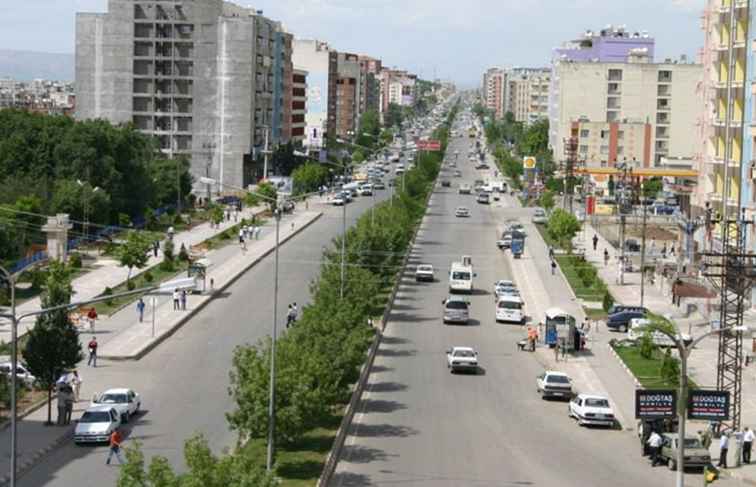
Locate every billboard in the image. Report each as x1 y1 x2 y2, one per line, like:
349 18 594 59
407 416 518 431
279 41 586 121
635 389 677 419
417 140 441 151
523 156 536 169
687 390 730 421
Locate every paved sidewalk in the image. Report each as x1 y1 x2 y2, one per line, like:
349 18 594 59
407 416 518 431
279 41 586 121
0 203 268 343
0 208 323 485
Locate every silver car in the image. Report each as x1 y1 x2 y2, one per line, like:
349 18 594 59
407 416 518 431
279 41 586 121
443 296 470 324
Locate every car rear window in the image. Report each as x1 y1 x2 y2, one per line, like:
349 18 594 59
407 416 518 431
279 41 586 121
445 301 468 310
546 375 569 384
584 398 609 407
80 411 112 423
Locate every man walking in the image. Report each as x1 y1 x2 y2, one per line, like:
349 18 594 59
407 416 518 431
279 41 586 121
153 240 159 258
63 385 74 425
719 432 730 468
744 427 754 464
136 298 146 323
180 289 187 311
551 260 557 275
286 304 294 328
87 307 98 334
173 289 180 310
56 385 67 425
592 234 599 251
647 430 663 466
291 302 298 323
87 336 98 367
71 370 82 402
604 248 610 267
106 429 124 465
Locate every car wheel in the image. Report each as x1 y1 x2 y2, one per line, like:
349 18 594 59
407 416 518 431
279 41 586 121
619 324 628 333
667 458 676 471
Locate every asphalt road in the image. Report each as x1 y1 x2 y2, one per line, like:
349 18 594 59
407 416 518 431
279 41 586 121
331 117 679 487
20 162 401 486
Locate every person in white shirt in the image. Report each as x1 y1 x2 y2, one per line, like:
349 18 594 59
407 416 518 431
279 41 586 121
647 431 663 466
718 432 730 468
744 427 754 464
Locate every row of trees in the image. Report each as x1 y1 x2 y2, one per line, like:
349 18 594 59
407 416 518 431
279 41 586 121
117 102 458 482
0 109 194 264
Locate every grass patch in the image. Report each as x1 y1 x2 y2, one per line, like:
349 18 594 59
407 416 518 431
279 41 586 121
583 307 607 321
241 411 343 487
93 263 189 317
555 255 608 302
613 343 696 390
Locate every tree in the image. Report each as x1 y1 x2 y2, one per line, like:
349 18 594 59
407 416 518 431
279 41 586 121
117 231 152 282
356 109 380 149
22 261 83 424
385 103 403 129
547 209 581 253
643 177 663 199
118 436 276 487
291 163 329 196
539 191 555 212
255 181 278 212
147 157 193 211
270 141 303 176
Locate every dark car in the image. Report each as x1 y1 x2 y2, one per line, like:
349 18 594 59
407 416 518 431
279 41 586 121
607 305 648 316
441 180 451 187
625 239 641 252
607 308 647 332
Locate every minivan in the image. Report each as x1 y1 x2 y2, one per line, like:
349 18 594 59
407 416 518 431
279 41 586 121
443 296 470 324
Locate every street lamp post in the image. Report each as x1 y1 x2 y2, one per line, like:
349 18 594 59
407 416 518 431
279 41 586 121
267 208 281 471
639 181 648 308
653 322 747 487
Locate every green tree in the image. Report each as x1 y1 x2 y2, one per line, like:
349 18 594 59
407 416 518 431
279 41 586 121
385 103 404 129
21 261 83 424
547 208 581 253
117 231 152 282
291 163 329 196
643 177 663 199
639 331 656 359
660 347 680 386
356 109 381 149
539 191 555 212
147 157 193 211
255 182 278 212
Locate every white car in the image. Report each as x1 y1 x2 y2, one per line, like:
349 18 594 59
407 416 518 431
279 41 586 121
569 394 616 427
0 362 36 387
532 208 547 224
496 235 512 249
536 371 573 400
446 346 479 373
415 264 435 282
459 184 472 194
493 280 519 299
74 405 121 444
455 207 470 217
91 388 141 423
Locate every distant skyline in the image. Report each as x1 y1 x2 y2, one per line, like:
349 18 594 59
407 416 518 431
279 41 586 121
0 0 703 86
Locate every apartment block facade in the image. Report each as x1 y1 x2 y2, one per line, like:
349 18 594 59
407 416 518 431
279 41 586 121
76 0 294 192
550 61 701 168
379 69 417 115
482 68 505 119
290 68 307 143
504 67 550 125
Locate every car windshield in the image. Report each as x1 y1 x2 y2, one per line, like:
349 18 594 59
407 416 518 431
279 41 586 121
418 266 432 272
683 438 703 448
445 300 468 310
584 398 609 407
98 394 128 404
454 350 475 358
546 375 569 384
80 411 111 423
452 272 471 280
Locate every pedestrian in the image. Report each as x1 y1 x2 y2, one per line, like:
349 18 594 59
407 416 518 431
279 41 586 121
71 370 82 402
87 336 98 367
180 289 187 311
551 259 557 275
554 341 560 362
291 302 298 323
701 428 713 450
291 221 295 231
226 210 230 221
56 385 67 425
233 209 238 222
548 246 554 260
64 385 74 424
592 234 599 251
647 430 663 466
255 226 262 240
106 428 125 465
604 248 610 267
744 427 754 464
286 304 293 328
210 278 215 293
173 289 180 310
87 307 98 334
136 298 145 323
561 340 568 360
239 228 246 250
719 432 730 468
153 240 159 258
662 244 667 259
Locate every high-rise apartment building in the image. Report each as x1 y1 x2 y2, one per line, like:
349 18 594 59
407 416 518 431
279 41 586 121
550 60 702 168
379 69 416 121
76 0 293 191
290 69 307 143
333 52 364 138
482 68 505 119
292 39 334 149
504 67 550 125
549 26 656 150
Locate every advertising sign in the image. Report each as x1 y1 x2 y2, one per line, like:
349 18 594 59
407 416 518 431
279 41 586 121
417 140 441 151
523 156 536 169
635 390 677 419
687 390 730 421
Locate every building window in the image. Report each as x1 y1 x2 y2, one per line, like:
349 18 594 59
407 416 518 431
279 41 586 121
579 145 588 153
600 129 609 139
580 129 589 138
617 146 624 155
608 69 623 81
617 130 624 140
600 145 609 154
658 71 672 83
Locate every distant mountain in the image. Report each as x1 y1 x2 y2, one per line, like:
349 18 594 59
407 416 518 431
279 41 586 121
0 50 74 82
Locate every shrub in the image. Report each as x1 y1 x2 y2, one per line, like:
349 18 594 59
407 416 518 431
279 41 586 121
660 348 680 386
126 279 136 291
68 253 83 269
178 243 189 262
143 270 154 283
602 291 614 312
103 286 114 306
163 239 175 263
639 331 655 359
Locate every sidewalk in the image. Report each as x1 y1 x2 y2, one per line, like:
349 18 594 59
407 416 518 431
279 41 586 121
0 208 324 485
0 203 267 343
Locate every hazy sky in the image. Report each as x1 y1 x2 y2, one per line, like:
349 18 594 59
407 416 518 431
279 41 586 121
1 0 703 86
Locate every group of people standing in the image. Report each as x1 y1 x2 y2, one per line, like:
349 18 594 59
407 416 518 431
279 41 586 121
55 370 82 425
239 224 262 250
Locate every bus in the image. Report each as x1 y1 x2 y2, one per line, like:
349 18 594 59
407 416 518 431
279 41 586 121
496 295 524 324
449 262 474 293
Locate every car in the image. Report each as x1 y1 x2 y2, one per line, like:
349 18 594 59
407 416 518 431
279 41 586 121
455 207 470 217
373 181 386 190
475 163 490 170
360 186 373 196
331 194 345 206
607 309 647 332
476 192 490 204
536 371 573 400
454 170 462 177
415 264 435 282
658 433 712 471
532 208 547 224
441 180 451 187
496 235 512 249
0 362 36 388
493 280 516 297
446 346 479 373
569 394 616 427
442 295 470 324
74 405 122 444
91 388 141 423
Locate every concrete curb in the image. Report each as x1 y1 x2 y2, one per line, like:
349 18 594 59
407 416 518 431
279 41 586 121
606 343 643 388
101 212 323 361
0 426 73 486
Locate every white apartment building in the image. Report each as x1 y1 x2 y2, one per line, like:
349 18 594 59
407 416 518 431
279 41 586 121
504 68 550 125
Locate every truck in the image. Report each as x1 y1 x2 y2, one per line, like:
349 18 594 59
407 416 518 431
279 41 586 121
510 230 525 258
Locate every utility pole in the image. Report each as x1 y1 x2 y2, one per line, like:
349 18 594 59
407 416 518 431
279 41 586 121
263 127 271 181
340 162 347 299
267 208 281 471
639 180 648 308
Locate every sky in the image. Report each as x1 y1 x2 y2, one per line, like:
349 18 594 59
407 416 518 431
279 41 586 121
0 0 703 87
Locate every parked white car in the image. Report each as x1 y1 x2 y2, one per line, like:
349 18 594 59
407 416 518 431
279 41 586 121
74 405 121 444
569 394 616 427
91 388 141 423
0 362 36 387
446 346 479 373
532 208 547 224
415 264 435 282
536 371 573 400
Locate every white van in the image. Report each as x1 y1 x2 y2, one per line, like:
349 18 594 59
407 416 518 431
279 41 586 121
496 296 524 324
449 262 474 293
